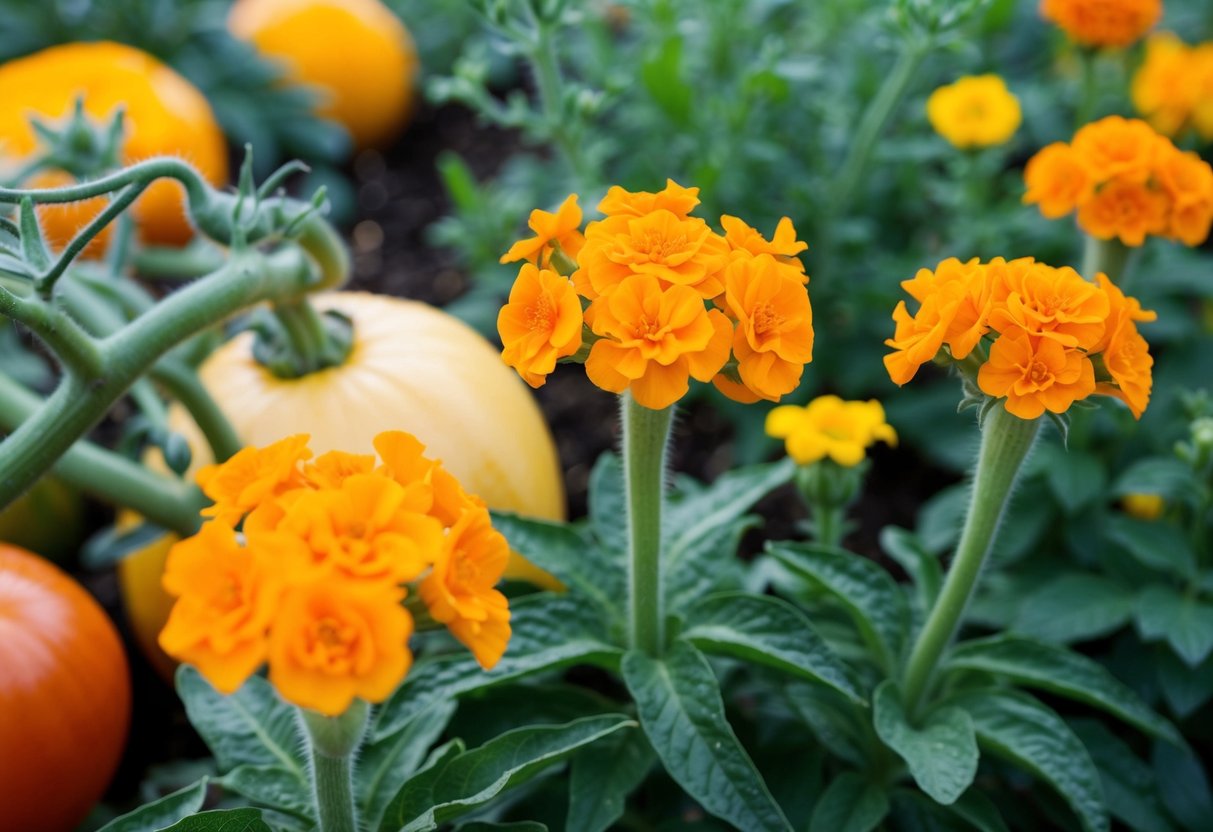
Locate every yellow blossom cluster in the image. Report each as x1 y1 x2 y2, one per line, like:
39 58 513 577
1040 0 1161 48
884 257 1156 420
766 396 897 467
926 75 1022 150
1024 115 1213 247
158 432 511 716
1132 34 1213 142
497 181 815 410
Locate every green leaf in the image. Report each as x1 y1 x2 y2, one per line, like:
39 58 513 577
917 484 968 554
491 512 622 618
1070 720 1177 832
889 789 1008 832
378 715 636 832
1156 649 1213 718
769 542 908 672
784 682 867 766
1012 574 1134 644
566 722 655 832
374 593 622 740
456 824 547 832
945 635 1180 744
872 682 977 805
1136 585 1213 666
159 809 273 832
1041 447 1106 514
946 789 1011 832
176 665 305 778
97 779 207 832
682 591 862 703
664 459 795 612
622 641 791 832
359 700 458 830
880 527 942 610
1105 515 1197 579
808 772 888 832
1152 741 1213 832
217 765 312 819
1112 458 1200 506
641 36 694 124
587 453 628 557
950 689 1108 832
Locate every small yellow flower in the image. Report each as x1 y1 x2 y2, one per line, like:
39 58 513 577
927 75 1022 150
1122 492 1164 520
766 396 897 467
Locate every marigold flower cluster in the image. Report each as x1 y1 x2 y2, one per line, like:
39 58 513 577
497 181 814 410
884 257 1156 420
1040 0 1161 48
926 75 1022 150
157 432 511 716
1023 115 1213 247
766 396 897 467
1132 34 1213 142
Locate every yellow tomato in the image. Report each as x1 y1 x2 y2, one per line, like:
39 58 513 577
0 41 228 247
120 293 566 676
229 0 419 151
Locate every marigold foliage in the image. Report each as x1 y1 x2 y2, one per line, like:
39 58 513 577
159 432 511 716
497 180 815 409
766 396 897 467
926 75 1021 150
1040 0 1161 48
1023 115 1213 248
884 257 1156 420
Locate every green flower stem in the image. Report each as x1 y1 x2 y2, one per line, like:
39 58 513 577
622 392 674 656
900 406 1040 715
1081 234 1132 283
530 21 593 187
0 370 206 533
154 361 243 462
300 700 369 832
812 504 847 549
1076 48 1099 129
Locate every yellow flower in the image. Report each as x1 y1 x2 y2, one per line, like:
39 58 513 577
1122 492 1164 520
720 215 809 284
499 193 585 266
766 396 897 467
926 75 1022 149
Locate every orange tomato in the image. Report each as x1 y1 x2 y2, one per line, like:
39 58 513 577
229 0 420 150
121 293 566 677
0 545 131 832
0 41 228 248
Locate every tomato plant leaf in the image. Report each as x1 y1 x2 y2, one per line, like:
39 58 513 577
176 665 305 778
377 715 635 832
96 779 207 832
950 689 1108 832
373 594 623 741
682 591 862 703
622 640 792 832
808 772 888 832
1135 585 1213 666
565 724 655 832
769 542 909 673
872 682 978 805
946 635 1180 744
359 700 458 831
157 808 273 832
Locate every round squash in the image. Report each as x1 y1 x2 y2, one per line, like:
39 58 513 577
0 41 228 247
121 292 566 675
229 0 419 151
0 545 131 832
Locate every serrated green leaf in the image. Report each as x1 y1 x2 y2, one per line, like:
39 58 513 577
950 689 1108 832
622 641 791 832
217 765 311 819
1136 586 1213 666
96 779 207 832
359 700 457 831
1105 515 1197 579
880 527 942 610
769 542 908 672
566 722 654 832
374 594 622 740
378 715 635 832
873 682 977 804
809 772 888 832
1012 574 1134 644
159 809 273 832
946 635 1179 744
682 591 861 703
176 665 305 778
1070 720 1176 832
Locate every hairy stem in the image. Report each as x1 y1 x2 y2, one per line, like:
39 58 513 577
1080 234 1132 284
300 701 369 832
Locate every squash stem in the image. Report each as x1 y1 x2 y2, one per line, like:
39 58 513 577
622 392 673 656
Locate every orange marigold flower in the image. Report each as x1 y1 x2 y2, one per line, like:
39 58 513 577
597 178 700 219
497 264 584 388
303 451 376 490
373 430 478 527
576 209 730 300
197 434 311 525
1094 273 1157 353
723 254 815 401
926 74 1022 149
1023 142 1095 219
1040 0 1161 48
883 296 952 387
1132 34 1204 137
419 507 511 670
1098 320 1154 418
584 274 732 410
720 215 809 283
987 261 1110 350
978 330 1096 419
1071 116 1163 185
158 521 285 694
1077 176 1170 246
499 193 585 266
1155 149 1213 246
766 396 897 467
268 580 413 716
